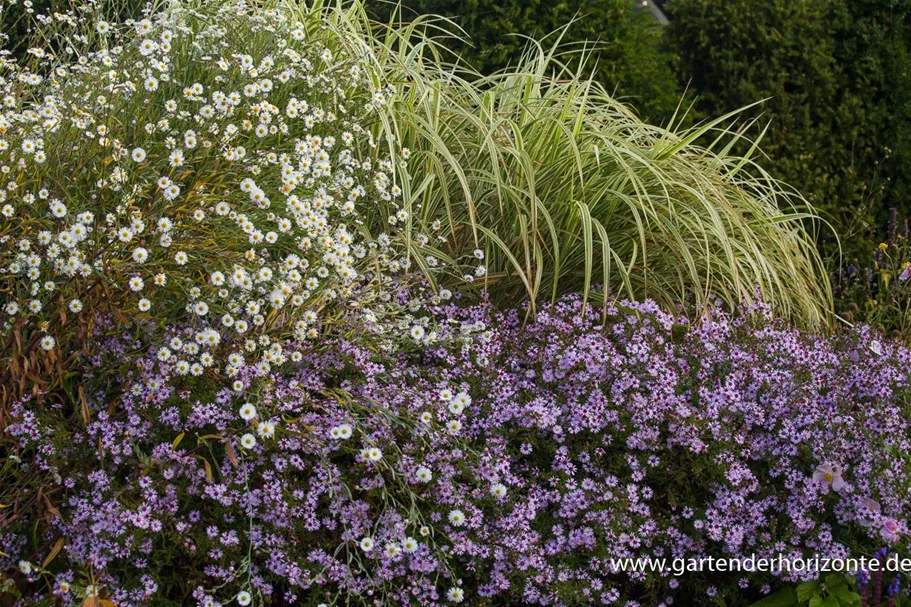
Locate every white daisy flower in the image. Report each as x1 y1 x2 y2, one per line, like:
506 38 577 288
384 542 401 558
448 509 465 526
402 537 419 553
240 433 257 449
256 421 275 439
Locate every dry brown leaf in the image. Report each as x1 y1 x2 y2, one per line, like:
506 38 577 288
225 439 238 468
78 385 91 425
42 537 65 568
42 494 61 520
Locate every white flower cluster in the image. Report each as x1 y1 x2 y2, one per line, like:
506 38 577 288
0 0 416 377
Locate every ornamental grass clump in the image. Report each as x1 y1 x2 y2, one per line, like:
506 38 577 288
3 295 911 606
353 9 833 325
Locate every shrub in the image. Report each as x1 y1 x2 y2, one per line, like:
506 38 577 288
3 295 911 606
665 0 911 260
0 0 425 414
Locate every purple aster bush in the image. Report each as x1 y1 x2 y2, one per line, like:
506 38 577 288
3 296 911 606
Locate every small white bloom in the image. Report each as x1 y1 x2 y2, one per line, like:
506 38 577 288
359 537 375 552
256 421 275 439
453 392 472 408
448 509 466 526
384 542 401 558
240 433 257 449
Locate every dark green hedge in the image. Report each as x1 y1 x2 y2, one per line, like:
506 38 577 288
665 0 911 258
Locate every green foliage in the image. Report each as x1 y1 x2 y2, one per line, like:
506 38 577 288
834 212 911 341
750 573 910 607
366 0 682 121
0 0 146 59
665 0 911 260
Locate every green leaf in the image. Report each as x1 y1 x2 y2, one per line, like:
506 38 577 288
825 574 848 590
749 587 798 607
834 591 861 607
797 581 822 603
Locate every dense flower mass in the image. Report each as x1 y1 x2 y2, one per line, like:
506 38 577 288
0 0 420 389
3 296 911 606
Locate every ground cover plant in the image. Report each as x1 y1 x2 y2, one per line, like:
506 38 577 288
4 295 911 606
1 0 909 605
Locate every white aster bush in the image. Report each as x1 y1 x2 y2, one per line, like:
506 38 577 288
0 0 427 405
